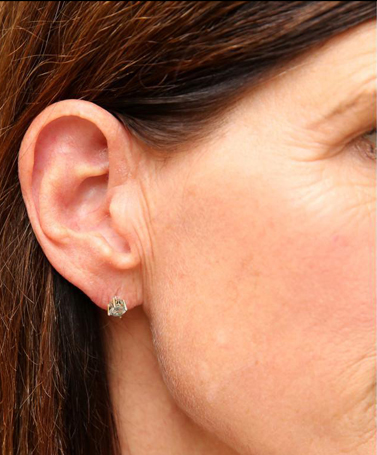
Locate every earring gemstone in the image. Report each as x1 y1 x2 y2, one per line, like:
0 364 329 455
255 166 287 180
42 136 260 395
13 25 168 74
107 296 128 318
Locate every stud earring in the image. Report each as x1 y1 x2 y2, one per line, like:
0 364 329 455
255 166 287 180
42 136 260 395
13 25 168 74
107 296 128 318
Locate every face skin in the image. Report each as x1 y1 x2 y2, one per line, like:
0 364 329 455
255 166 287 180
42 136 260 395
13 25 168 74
18 20 376 455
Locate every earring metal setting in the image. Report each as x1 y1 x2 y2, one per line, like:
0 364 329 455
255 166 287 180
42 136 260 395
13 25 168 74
107 296 128 318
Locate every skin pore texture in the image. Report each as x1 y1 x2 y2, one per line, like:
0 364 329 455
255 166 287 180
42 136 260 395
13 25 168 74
18 20 376 455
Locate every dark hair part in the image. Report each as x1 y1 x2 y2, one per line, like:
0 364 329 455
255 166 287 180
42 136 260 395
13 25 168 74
0 1 375 454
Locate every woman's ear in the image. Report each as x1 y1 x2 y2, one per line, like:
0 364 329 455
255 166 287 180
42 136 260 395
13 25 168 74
18 99 144 312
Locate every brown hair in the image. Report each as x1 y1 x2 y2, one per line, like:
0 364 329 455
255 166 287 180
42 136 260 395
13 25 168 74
0 2 375 454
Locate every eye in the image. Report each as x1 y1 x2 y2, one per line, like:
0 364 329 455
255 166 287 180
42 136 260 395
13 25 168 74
354 127 376 160
363 128 376 146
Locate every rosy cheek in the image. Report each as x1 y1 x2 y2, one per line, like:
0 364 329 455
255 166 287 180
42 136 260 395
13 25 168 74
332 231 375 330
279 223 375 339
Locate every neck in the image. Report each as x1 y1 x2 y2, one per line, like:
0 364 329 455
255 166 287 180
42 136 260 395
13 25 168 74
100 306 238 455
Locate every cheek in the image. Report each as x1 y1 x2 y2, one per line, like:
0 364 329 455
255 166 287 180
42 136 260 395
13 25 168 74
270 201 375 336
148 152 376 451
285 226 375 335
279 159 376 343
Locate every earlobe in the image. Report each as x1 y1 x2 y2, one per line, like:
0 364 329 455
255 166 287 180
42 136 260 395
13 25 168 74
18 100 142 311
